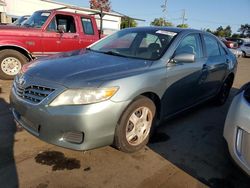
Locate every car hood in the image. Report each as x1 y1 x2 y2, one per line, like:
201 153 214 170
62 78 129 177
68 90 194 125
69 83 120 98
0 25 40 32
26 49 153 88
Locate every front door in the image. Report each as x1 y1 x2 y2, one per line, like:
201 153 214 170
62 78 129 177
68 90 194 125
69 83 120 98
162 33 206 116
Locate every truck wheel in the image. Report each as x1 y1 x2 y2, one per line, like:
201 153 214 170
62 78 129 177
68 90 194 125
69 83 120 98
114 96 156 153
0 49 27 80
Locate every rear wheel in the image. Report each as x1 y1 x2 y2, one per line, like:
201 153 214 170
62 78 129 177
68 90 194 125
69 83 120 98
214 77 233 105
114 96 156 153
0 49 27 80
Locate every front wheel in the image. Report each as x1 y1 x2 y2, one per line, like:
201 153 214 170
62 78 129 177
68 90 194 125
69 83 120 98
242 51 246 58
114 96 156 153
0 49 27 80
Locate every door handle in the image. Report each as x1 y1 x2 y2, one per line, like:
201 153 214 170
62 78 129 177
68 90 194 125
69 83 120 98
199 64 208 84
73 35 79 39
202 64 208 71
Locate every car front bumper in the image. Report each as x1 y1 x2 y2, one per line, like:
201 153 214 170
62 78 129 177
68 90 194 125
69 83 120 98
10 80 130 151
223 92 250 176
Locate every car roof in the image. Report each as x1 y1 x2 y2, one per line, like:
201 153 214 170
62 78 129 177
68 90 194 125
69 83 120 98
34 10 92 17
122 26 204 34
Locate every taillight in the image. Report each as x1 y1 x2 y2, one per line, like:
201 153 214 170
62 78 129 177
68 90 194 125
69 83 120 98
227 42 238 49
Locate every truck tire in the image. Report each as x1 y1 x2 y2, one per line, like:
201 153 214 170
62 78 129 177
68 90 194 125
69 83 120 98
0 49 27 80
114 96 156 153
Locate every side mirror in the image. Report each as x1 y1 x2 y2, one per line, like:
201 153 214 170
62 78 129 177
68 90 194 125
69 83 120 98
172 53 195 63
58 25 66 33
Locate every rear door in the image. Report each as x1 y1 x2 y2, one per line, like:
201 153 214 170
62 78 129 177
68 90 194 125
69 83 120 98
79 17 99 47
201 34 228 97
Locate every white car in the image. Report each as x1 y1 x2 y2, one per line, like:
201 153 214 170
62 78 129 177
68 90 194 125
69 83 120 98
241 43 250 57
224 83 250 176
229 48 243 58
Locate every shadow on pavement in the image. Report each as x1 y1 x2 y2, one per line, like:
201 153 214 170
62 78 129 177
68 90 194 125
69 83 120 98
149 88 250 188
0 97 18 188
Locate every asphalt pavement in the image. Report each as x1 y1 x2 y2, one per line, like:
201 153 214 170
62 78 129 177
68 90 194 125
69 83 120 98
0 58 250 188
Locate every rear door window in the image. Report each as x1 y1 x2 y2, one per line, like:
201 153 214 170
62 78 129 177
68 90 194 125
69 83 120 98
203 35 220 57
81 18 94 35
218 43 227 55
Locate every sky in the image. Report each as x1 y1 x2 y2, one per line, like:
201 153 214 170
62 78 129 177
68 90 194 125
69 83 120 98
57 0 250 33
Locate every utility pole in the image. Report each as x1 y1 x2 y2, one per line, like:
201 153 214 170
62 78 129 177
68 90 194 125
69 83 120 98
161 0 167 26
181 9 187 25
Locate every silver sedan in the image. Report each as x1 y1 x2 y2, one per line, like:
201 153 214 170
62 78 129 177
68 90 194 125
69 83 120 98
10 27 237 153
224 83 250 176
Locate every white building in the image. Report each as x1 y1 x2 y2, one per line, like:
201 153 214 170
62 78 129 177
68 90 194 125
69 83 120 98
0 0 123 34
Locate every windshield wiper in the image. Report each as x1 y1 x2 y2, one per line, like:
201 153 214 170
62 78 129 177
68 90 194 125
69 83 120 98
102 51 128 58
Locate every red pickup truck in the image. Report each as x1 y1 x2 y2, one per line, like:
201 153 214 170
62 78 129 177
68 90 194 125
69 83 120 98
0 10 101 79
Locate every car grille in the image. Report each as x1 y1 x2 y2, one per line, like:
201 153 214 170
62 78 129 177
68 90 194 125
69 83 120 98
14 83 55 104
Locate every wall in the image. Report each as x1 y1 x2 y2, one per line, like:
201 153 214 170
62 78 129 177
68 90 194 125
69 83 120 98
4 0 121 33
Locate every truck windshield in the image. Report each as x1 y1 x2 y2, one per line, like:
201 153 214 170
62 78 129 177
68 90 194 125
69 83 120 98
23 12 50 28
89 29 177 60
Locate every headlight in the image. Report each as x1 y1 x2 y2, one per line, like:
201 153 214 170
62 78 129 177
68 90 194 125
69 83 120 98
50 87 119 106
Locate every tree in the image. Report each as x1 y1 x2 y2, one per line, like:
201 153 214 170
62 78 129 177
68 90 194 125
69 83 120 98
206 28 213 33
238 24 250 37
150 18 173 27
231 33 241 38
120 17 137 29
89 0 111 12
214 26 225 37
224 25 232 37
176 24 189 28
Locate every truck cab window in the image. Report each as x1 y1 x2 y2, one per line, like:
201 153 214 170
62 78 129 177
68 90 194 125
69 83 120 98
47 15 76 33
81 18 94 35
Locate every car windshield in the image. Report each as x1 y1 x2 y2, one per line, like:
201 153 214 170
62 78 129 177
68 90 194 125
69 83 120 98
23 12 50 28
13 16 28 26
90 29 177 60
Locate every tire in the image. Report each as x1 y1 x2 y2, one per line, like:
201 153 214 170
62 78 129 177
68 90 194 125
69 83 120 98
214 77 233 106
242 51 246 58
0 49 27 80
114 96 156 153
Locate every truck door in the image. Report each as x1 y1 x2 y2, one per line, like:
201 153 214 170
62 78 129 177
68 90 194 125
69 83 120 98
42 16 60 56
42 14 81 55
55 14 82 52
